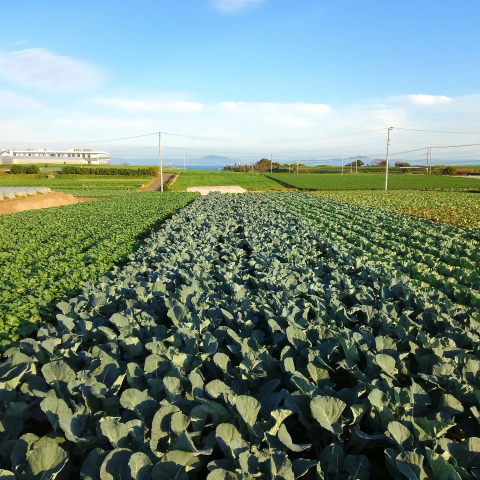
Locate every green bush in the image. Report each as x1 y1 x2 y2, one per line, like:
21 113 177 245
24 165 40 174
10 165 25 174
442 165 457 175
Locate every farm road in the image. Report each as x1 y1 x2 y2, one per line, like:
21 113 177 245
143 174 175 192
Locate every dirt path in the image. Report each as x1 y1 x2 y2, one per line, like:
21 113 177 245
186 185 247 195
0 192 84 215
143 174 175 192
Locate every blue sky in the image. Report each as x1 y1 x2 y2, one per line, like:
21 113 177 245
1 0 480 165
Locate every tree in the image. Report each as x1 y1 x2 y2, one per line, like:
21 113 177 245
442 166 457 175
345 159 364 167
224 158 281 173
256 158 272 172
372 158 387 167
395 161 410 167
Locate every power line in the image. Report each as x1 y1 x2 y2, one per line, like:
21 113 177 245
271 141 386 155
387 142 480 156
0 132 159 147
140 140 387 158
109 145 159 153
433 142 480 149
395 127 480 135
70 132 159 144
161 128 387 143
389 147 429 156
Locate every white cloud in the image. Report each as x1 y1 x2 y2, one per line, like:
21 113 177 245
95 97 204 113
213 0 266 13
0 91 44 109
217 101 330 127
293 103 331 115
5 92 480 164
94 98 329 129
219 101 330 114
405 94 452 106
0 48 105 93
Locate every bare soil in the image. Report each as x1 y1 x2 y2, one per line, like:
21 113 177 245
0 192 85 216
186 185 247 195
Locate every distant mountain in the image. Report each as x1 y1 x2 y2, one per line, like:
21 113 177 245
199 155 233 164
111 154 238 167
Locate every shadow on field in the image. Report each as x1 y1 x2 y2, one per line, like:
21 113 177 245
264 175 298 190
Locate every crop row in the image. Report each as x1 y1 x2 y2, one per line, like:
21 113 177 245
271 193 480 308
313 190 480 229
0 192 197 343
279 193 480 265
56 188 141 197
0 194 478 479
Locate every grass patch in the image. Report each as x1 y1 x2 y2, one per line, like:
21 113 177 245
267 173 480 190
171 170 285 191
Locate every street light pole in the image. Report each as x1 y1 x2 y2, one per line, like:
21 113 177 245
385 127 393 191
159 132 163 192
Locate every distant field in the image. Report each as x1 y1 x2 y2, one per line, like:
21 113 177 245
267 173 480 190
314 189 480 229
0 174 151 196
171 170 285 191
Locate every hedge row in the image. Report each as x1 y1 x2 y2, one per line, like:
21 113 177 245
9 165 41 174
61 166 159 176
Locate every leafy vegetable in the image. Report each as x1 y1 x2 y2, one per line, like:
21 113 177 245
0 193 479 478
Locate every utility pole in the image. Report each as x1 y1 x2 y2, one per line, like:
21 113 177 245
350 158 352 173
385 127 393 191
355 157 358 174
183 153 186 171
271 154 273 174
159 132 163 192
288 163 290 174
296 160 299 174
341 155 344 175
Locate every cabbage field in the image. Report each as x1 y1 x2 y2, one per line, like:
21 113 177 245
269 193 480 308
312 190 480 229
1 193 479 479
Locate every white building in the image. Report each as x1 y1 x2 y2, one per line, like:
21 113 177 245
0 148 110 165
